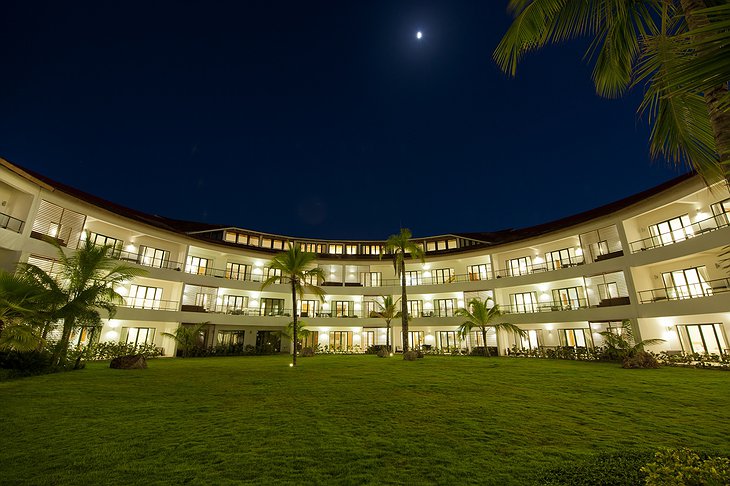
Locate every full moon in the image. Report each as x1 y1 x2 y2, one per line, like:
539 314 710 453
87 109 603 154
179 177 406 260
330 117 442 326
416 31 422 39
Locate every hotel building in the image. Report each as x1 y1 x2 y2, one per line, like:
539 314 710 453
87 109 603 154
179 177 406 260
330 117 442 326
0 157 728 357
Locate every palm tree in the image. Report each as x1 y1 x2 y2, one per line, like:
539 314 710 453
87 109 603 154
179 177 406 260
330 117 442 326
261 243 325 366
20 236 144 366
382 229 425 355
162 322 209 358
456 299 526 357
598 319 665 360
0 271 60 352
371 295 401 352
494 1 730 185
276 320 311 351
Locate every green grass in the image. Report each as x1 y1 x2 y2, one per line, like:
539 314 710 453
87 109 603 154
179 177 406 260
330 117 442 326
1 356 728 485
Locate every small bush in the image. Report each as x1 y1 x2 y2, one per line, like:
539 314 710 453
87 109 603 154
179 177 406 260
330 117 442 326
641 448 730 485
403 350 419 361
623 350 660 369
366 345 390 355
299 347 315 357
376 348 390 358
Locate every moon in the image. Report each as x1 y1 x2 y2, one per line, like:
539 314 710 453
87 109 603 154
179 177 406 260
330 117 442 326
416 31 422 39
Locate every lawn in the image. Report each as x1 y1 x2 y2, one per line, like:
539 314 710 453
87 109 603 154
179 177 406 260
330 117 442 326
1 356 728 485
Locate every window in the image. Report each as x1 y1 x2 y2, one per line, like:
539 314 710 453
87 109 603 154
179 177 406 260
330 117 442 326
217 330 245 345
186 256 209 275
362 331 375 348
260 298 285 316
345 244 358 255
434 299 456 317
225 232 237 243
431 268 454 284
406 300 423 318
299 300 318 317
426 241 437 252
328 244 343 255
301 331 319 349
467 264 491 281
662 266 712 300
510 292 537 313
195 292 211 309
360 245 383 255
439 331 458 349
272 240 284 250
138 246 170 269
261 237 272 248
711 198 730 226
507 256 532 276
87 232 123 257
360 272 382 287
264 267 282 283
598 282 619 300
471 329 497 347
332 301 353 317
520 330 542 350
550 287 583 310
408 331 424 349
225 262 249 281
223 295 248 314
27 255 61 275
329 331 353 350
124 327 155 346
649 215 692 247
31 200 86 247
128 285 163 310
404 271 421 286
545 247 581 270
560 328 588 347
677 324 728 355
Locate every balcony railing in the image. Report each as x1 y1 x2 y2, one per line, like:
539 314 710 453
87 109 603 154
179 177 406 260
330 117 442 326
0 211 24 233
114 249 184 271
501 298 590 314
630 215 730 253
494 256 586 278
638 278 730 304
119 299 180 312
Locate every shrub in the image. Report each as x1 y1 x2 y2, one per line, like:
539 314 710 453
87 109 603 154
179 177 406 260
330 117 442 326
300 347 315 357
622 350 660 369
0 350 56 379
536 450 654 485
376 348 390 358
641 448 730 486
366 344 390 355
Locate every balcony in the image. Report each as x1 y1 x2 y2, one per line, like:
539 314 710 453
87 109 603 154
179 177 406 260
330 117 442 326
638 278 730 304
501 298 590 314
630 215 729 253
494 256 586 278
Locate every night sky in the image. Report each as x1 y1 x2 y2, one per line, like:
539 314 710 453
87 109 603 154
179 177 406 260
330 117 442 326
1 1 685 240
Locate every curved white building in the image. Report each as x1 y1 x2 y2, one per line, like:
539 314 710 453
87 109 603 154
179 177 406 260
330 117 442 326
1 157 728 356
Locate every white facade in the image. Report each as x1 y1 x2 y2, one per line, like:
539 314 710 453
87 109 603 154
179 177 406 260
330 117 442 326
1 157 729 357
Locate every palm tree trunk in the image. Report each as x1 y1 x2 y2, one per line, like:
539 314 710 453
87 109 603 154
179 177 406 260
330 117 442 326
482 328 490 357
291 279 298 366
73 326 95 369
400 259 409 354
386 319 391 352
681 0 730 183
52 317 75 366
